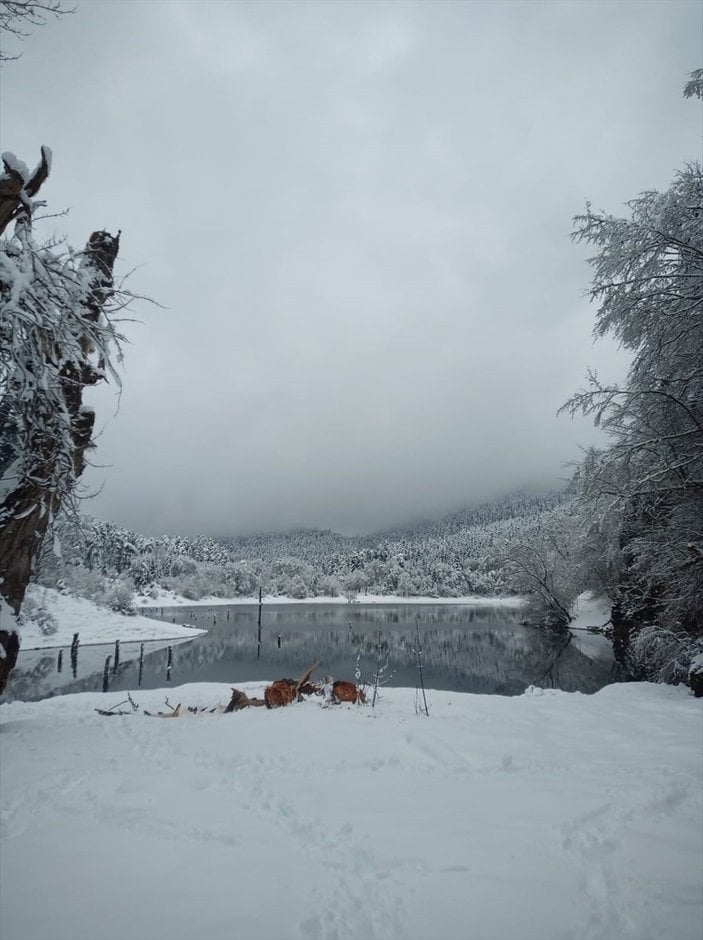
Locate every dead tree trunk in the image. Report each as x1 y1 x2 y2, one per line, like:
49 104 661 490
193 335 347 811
0 147 51 238
0 151 121 693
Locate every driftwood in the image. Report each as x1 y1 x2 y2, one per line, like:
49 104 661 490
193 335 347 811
224 689 265 712
264 660 321 709
301 679 366 704
94 693 139 717
329 680 366 704
144 698 181 718
225 662 366 712
93 666 366 719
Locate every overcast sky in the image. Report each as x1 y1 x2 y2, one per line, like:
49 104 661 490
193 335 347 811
2 0 702 537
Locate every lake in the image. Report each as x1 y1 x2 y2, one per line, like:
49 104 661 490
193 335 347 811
4 602 616 702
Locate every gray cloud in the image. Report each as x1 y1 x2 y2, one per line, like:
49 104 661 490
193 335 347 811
2 0 701 535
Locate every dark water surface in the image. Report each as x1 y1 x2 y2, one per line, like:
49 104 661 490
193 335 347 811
5 603 616 702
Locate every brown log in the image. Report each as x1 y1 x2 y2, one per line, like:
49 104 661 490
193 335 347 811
331 680 366 704
264 660 321 709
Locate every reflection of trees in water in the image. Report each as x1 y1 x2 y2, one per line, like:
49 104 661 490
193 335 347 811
7 639 192 703
6 606 613 701
163 623 613 696
148 604 523 630
5 654 57 701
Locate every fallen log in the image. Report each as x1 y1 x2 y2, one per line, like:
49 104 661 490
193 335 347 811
331 680 366 704
264 660 321 709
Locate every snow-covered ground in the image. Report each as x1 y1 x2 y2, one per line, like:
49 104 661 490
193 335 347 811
135 587 525 608
1 681 700 940
9 586 207 650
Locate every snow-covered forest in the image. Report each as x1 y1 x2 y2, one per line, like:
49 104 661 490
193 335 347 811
36 488 568 604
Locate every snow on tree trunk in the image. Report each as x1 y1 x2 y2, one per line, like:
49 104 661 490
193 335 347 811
0 150 122 693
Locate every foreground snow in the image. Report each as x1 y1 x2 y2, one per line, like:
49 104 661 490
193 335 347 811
1 682 700 940
136 587 525 608
11 586 207 650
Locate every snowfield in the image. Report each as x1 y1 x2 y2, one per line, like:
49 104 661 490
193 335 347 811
1 682 700 940
8 586 207 650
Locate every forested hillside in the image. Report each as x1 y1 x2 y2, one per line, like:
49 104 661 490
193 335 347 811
36 489 569 605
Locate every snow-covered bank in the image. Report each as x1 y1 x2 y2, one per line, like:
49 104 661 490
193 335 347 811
10 587 207 650
136 587 525 609
1 682 700 940
569 591 614 662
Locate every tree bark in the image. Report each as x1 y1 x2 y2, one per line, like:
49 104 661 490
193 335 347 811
0 147 51 236
0 227 120 694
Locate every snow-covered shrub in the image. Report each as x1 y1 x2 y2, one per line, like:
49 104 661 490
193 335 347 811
103 577 136 615
317 574 342 597
627 625 702 685
61 564 107 603
287 576 309 599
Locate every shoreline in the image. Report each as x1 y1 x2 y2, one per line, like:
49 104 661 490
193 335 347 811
136 592 526 609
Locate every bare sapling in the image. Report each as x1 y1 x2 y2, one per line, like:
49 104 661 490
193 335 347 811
371 625 391 708
413 622 430 717
354 651 366 704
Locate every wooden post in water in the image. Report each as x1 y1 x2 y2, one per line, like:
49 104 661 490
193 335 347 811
102 656 111 693
166 645 173 682
277 633 281 649
257 587 263 661
112 639 120 674
138 642 144 687
57 649 63 673
70 633 79 678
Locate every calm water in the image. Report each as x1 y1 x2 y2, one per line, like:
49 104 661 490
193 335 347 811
5 603 616 702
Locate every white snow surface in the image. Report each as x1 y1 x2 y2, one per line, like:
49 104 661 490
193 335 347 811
136 586 525 608
12 586 206 650
1 682 700 940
